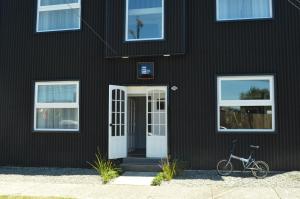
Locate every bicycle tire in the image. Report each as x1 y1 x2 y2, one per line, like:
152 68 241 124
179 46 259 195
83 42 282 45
217 160 233 176
251 161 269 179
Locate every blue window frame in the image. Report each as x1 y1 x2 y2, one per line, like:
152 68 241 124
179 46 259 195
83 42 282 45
125 0 164 41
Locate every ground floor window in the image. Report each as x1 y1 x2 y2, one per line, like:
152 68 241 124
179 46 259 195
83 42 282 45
34 81 79 131
217 75 275 133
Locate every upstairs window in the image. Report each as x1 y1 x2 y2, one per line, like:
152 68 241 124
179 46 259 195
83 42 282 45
217 76 275 133
126 0 164 41
216 0 273 21
36 0 81 32
34 81 79 131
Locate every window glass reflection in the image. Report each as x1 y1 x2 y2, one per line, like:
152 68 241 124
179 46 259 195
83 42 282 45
127 0 163 40
38 84 77 103
36 108 78 129
221 80 270 100
220 106 272 130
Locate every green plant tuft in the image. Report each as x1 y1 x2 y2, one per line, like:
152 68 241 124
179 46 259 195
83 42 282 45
88 148 121 184
161 155 177 181
151 172 164 186
101 169 120 184
152 155 183 186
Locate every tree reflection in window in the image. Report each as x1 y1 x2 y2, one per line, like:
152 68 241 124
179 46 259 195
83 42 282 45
126 0 163 40
129 17 144 39
240 87 270 100
220 106 272 129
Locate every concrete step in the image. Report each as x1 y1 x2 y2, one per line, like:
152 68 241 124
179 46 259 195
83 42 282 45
111 172 157 186
123 157 164 164
120 163 162 172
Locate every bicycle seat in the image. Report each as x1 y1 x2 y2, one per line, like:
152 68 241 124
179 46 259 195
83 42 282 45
250 145 260 149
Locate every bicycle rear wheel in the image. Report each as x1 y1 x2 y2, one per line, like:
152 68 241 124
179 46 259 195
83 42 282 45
251 161 269 179
217 160 233 176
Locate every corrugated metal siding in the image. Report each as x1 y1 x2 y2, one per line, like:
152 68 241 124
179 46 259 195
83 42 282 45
0 0 299 170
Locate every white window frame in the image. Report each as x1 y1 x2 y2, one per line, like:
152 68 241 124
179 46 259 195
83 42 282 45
217 75 275 132
216 0 273 21
36 0 81 32
34 81 80 132
125 0 165 41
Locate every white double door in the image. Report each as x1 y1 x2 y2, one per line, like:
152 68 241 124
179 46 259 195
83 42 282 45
108 85 168 159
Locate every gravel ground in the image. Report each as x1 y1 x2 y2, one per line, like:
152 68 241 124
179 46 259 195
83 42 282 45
0 167 101 185
165 170 300 188
0 167 299 189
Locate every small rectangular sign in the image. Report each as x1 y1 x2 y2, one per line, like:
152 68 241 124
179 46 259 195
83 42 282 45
137 62 154 80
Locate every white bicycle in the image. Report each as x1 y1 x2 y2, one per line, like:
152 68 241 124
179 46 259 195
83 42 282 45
217 139 269 179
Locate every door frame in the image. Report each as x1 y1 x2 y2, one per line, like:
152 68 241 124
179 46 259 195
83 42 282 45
108 85 169 159
145 87 168 158
108 85 128 159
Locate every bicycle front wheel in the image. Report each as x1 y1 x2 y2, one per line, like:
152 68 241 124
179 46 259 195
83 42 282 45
251 161 269 179
217 160 233 176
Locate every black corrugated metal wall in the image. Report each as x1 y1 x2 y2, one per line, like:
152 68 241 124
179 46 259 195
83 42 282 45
0 0 300 170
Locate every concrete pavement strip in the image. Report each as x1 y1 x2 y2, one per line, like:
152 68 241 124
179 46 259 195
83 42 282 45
2 182 300 199
1 168 300 199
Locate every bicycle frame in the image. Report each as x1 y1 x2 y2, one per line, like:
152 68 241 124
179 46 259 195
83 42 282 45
226 153 258 170
217 141 268 178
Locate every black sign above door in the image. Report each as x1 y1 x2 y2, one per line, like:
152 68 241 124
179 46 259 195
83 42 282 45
137 62 154 80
